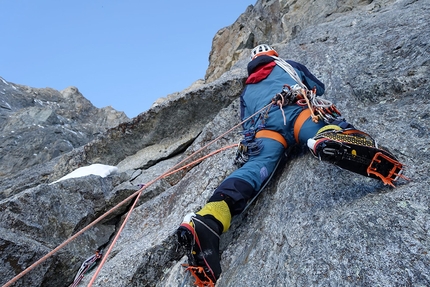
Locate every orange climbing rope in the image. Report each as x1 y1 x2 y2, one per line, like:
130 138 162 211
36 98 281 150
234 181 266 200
86 143 237 286
3 102 273 287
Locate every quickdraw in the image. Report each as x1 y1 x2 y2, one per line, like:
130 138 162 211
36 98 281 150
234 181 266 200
69 250 103 287
234 128 263 167
271 84 300 106
297 86 344 125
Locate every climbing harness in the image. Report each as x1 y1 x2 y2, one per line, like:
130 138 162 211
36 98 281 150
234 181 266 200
293 109 312 143
297 87 344 125
69 250 103 287
234 81 342 166
256 129 287 148
271 84 299 125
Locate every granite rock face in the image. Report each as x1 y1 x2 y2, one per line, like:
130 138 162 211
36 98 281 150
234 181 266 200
205 0 400 82
1 0 429 286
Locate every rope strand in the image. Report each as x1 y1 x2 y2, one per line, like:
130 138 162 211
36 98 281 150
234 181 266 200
3 102 273 287
86 144 237 286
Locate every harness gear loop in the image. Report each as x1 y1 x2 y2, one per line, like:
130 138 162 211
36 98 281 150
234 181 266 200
271 84 299 126
300 88 320 123
271 85 299 106
234 129 265 165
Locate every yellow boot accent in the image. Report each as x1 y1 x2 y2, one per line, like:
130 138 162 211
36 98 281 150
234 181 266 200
197 201 231 233
316 124 342 135
315 125 375 147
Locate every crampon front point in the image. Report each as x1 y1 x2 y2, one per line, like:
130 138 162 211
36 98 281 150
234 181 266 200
367 151 408 187
182 264 215 287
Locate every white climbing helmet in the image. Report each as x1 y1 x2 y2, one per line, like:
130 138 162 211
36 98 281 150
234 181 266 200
250 44 279 60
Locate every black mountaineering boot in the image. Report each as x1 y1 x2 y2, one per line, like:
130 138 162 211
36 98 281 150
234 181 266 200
177 213 223 285
307 126 406 186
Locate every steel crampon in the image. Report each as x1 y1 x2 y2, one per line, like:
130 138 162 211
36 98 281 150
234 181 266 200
182 264 215 287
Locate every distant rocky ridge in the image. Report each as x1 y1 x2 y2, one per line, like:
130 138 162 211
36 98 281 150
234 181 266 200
0 78 129 180
1 0 429 286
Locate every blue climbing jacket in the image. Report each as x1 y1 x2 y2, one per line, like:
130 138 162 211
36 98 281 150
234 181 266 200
240 55 325 146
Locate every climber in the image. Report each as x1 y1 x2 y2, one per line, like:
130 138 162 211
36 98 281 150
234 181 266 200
176 44 404 285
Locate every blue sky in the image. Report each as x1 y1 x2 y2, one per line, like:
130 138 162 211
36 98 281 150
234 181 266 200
1 1 254 118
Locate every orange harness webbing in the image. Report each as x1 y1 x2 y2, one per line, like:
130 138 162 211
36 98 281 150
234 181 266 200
256 129 287 148
293 108 311 143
